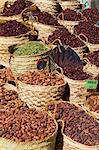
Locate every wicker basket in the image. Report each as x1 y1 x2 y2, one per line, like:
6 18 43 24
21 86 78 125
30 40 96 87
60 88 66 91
83 58 99 78
10 43 51 76
17 71 66 109
79 33 99 52
33 0 59 16
0 113 58 150
58 0 83 10
0 20 36 49
29 15 58 42
49 59 90 105
57 12 86 34
0 47 10 67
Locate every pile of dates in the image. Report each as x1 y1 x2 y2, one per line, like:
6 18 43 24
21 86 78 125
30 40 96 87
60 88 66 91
0 20 30 36
82 8 99 24
47 101 99 146
32 11 60 26
75 21 99 44
0 67 6 85
85 95 99 113
2 0 33 16
58 9 84 21
48 28 85 47
0 86 18 106
86 50 99 67
0 107 56 142
17 70 64 86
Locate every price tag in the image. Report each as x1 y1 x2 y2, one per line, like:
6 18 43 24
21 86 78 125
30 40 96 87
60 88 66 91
84 80 98 89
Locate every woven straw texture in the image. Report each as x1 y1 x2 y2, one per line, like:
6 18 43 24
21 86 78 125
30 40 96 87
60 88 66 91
58 19 79 34
32 22 57 42
17 73 66 109
33 0 59 16
62 133 99 150
83 60 99 78
49 60 87 105
0 47 10 67
0 116 58 150
59 0 81 10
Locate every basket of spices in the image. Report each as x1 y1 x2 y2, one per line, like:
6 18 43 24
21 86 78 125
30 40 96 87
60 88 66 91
58 0 83 11
10 41 50 75
0 0 33 21
75 21 99 52
83 50 99 78
23 9 61 42
0 19 37 49
47 101 99 150
49 45 92 104
57 9 85 34
48 28 87 59
46 101 99 150
0 106 58 150
17 70 66 108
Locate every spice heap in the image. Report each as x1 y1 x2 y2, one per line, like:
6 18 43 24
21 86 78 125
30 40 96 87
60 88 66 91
0 20 30 36
18 70 64 86
75 21 99 44
48 28 85 47
58 9 84 21
32 11 60 26
13 41 48 55
82 8 99 24
86 50 99 67
0 107 56 142
47 101 99 146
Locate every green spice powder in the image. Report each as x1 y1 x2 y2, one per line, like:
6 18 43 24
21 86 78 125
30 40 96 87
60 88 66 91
14 41 48 56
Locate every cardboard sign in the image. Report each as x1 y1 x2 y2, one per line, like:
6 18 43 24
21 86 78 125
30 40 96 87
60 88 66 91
84 80 98 89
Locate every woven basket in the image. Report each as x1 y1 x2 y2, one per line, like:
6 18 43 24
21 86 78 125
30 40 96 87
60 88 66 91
49 59 90 105
58 0 83 10
82 93 99 120
17 71 66 109
62 131 99 150
10 43 51 76
0 20 35 49
33 0 59 16
83 58 99 78
53 101 99 150
79 33 99 52
0 47 10 67
0 113 58 150
57 12 86 34
31 18 58 42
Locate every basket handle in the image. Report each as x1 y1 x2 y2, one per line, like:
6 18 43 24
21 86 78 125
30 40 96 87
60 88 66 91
57 12 64 20
50 39 63 46
79 33 88 43
57 119 65 133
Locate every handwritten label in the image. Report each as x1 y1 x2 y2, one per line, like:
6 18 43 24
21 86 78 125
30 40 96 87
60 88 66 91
84 80 98 89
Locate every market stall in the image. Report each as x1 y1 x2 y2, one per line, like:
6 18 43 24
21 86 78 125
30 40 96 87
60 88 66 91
0 0 99 150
